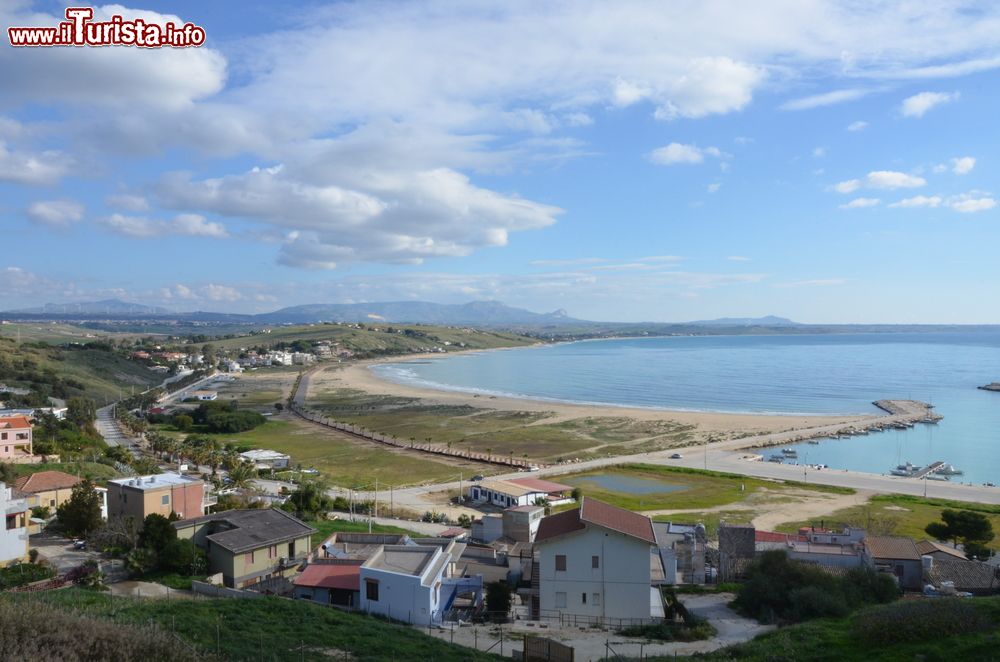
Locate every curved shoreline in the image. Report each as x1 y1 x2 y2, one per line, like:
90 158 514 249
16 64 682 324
314 353 880 439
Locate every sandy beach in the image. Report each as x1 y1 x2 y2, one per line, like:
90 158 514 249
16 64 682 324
309 353 879 440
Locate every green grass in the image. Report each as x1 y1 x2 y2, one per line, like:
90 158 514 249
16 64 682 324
775 493 1000 550
211 419 464 487
10 461 122 483
682 597 1000 662
138 570 205 591
2 588 501 661
309 518 423 543
555 464 853 513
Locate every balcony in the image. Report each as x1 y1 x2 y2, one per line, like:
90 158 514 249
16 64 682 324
202 493 219 507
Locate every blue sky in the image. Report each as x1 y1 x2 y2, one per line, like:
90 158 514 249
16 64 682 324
2 1 1000 323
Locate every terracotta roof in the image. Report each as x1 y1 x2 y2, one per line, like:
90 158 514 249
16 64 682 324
535 497 656 544
13 470 81 494
928 558 1000 592
294 561 362 591
756 530 802 544
0 415 31 429
864 535 920 560
507 477 572 493
535 508 586 542
916 540 968 560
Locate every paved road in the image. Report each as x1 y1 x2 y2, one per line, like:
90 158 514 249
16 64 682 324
95 404 141 457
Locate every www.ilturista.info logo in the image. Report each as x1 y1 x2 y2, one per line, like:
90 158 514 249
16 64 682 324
8 7 206 48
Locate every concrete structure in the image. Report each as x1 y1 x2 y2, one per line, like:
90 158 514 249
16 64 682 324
0 415 33 463
239 449 291 470
503 505 545 543
1 482 29 563
923 556 1000 595
653 522 707 584
359 538 478 626
175 508 315 589
754 527 866 570
107 473 210 526
469 477 573 508
471 513 504 543
191 390 218 401
535 498 660 623
294 559 363 606
863 535 924 590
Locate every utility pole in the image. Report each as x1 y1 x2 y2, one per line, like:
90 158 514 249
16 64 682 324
390 485 394 518
459 472 463 505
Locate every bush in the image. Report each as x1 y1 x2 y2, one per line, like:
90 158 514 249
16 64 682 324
619 620 716 642
853 599 992 646
0 563 56 590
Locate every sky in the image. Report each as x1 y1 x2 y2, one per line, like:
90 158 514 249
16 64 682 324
2 1 1000 323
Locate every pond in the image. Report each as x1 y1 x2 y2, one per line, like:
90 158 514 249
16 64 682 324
565 473 689 495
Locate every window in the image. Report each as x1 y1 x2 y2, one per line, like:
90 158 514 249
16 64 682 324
592 593 601 607
245 551 254 564
592 555 600 569
555 554 566 571
554 592 567 608
49 499 56 507
161 495 170 505
5 515 16 531
581 593 587 605
268 545 277 559
1 433 7 440
366 579 380 601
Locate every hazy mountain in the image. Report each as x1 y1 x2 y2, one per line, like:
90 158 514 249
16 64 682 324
9 298 171 316
253 300 579 326
687 315 800 327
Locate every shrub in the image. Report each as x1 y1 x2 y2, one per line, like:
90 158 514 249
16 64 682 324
853 599 992 646
620 620 716 642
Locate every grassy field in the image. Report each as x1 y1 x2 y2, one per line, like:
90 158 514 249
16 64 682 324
775 493 1000 550
212 368 301 409
309 518 423 542
310 388 696 461
208 323 536 355
0 322 131 345
554 464 853 513
211 419 466 487
2 589 501 661
10 461 121 483
686 596 1000 662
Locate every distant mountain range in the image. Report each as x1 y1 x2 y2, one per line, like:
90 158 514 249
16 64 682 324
687 315 801 327
9 299 172 316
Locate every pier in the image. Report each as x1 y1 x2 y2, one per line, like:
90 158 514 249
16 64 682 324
911 461 945 479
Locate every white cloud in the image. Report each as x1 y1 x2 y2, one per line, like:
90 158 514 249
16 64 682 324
951 156 975 175
812 147 826 158
726 256 750 261
707 182 722 193
649 143 725 165
900 91 958 118
836 171 926 193
947 193 996 213
106 194 150 212
100 213 229 238
889 195 942 208
0 141 68 185
846 121 868 132
26 200 84 227
839 197 880 209
780 89 869 111
202 284 243 302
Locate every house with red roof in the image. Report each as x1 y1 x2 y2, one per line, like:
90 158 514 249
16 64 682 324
0 415 35 464
534 497 661 623
293 559 363 607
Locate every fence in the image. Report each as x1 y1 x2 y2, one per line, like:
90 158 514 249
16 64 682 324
524 634 575 661
191 580 266 599
290 402 540 469
533 609 664 631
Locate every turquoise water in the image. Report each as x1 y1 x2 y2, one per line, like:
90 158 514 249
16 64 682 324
372 333 1000 484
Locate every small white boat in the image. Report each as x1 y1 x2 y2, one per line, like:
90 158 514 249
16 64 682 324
935 463 964 476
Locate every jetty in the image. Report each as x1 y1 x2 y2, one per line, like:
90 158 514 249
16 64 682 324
912 461 946 479
979 382 1000 392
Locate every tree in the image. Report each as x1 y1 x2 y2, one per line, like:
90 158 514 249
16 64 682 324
138 513 178 551
273 402 284 412
925 509 995 559
160 538 207 575
0 462 16 486
66 397 96 427
57 480 103 537
226 461 257 490
571 487 583 501
173 414 193 431
457 513 472 528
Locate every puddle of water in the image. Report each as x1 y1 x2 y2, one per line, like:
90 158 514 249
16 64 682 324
566 473 688 495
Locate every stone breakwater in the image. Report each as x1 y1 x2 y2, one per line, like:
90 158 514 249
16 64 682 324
978 382 1000 392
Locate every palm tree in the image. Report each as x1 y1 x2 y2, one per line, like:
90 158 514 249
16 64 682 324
226 461 257 490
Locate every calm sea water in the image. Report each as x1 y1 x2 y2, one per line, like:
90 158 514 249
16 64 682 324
372 333 1000 484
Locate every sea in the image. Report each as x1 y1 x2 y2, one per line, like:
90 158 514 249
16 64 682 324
371 333 1000 485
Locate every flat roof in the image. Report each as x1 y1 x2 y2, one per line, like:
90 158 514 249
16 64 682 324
365 545 437 576
108 473 201 490
240 449 290 460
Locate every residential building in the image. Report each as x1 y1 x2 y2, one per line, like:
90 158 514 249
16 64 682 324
0 415 33 463
239 449 291 470
469 477 573 508
1 482 29 564
107 473 211 525
653 522 707 584
291 352 316 365
923 556 1000 595
472 505 545 544
294 559 363 606
863 535 924 590
191 390 218 401
916 539 969 562
359 538 478 626
754 526 866 570
14 470 81 511
535 497 660 622
175 508 316 589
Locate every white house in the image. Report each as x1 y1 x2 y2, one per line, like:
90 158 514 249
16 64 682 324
1 482 30 564
239 449 291 470
191 390 218 401
469 477 573 508
535 497 660 623
359 539 480 626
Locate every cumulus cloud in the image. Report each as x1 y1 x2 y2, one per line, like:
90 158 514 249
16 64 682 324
839 197 880 209
780 89 869 111
846 120 868 132
835 171 926 193
0 141 68 185
951 156 975 174
649 143 724 165
26 200 84 227
947 193 996 213
889 195 942 208
106 194 150 212
100 213 229 238
900 91 958 118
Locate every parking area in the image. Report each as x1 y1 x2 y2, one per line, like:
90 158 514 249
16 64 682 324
30 530 104 574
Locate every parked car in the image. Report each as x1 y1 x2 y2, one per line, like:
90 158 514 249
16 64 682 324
669 453 683 459
72 539 87 550
471 474 484 482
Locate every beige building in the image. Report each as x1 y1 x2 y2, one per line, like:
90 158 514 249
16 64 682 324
107 473 212 526
174 509 315 589
14 470 81 511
